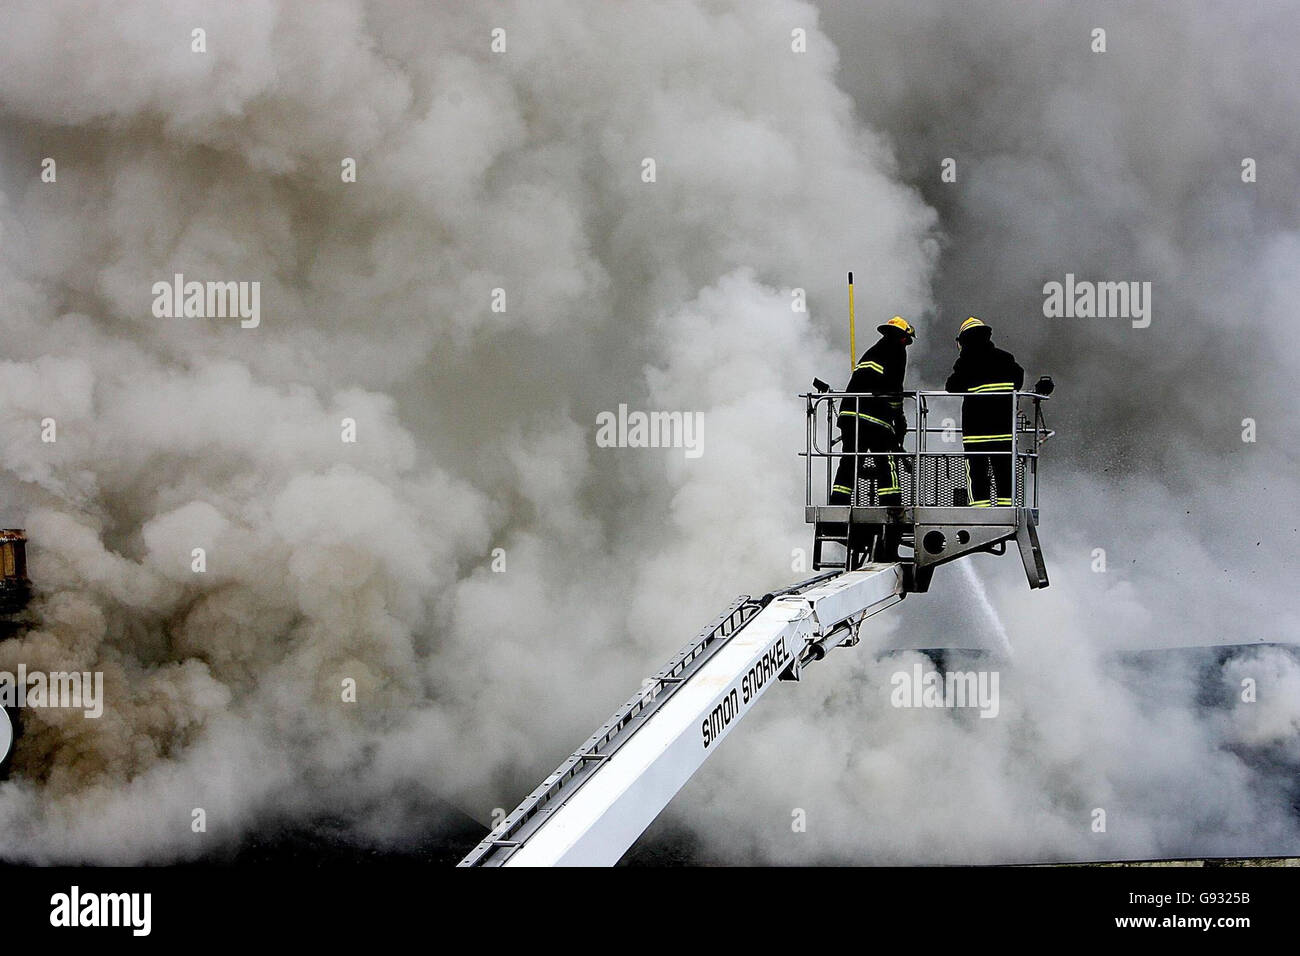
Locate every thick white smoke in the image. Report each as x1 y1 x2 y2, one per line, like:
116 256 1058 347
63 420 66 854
655 0 1300 863
0 0 1295 864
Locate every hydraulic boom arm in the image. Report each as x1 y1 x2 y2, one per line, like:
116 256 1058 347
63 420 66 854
459 564 904 867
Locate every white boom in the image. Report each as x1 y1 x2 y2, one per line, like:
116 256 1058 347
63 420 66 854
459 565 905 867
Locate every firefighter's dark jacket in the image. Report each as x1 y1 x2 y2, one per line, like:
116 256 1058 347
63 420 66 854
839 335 907 443
945 335 1025 442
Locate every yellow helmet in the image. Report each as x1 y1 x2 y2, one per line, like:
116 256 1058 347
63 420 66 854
956 316 988 341
877 315 916 341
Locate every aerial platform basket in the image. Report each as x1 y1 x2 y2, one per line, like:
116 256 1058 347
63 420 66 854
802 387 1054 592
458 384 1058 867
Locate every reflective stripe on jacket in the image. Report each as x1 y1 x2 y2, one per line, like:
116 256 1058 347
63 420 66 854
839 336 907 440
945 341 1024 441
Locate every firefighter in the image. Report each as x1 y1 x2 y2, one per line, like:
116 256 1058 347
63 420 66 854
946 316 1024 507
829 315 915 507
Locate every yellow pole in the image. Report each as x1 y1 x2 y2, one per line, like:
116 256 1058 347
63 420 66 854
848 271 856 367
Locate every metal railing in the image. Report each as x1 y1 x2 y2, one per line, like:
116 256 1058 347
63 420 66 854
801 389 1052 511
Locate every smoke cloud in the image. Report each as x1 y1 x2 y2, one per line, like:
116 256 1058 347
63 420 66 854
0 0 1295 864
